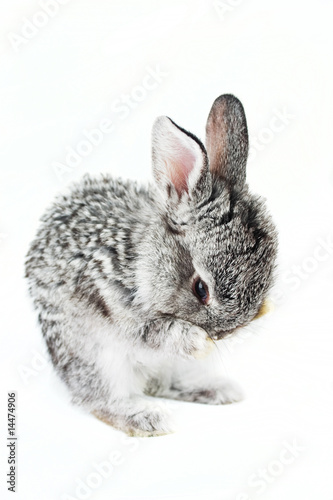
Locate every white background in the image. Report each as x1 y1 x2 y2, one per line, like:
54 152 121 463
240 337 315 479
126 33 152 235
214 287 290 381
1 1 333 499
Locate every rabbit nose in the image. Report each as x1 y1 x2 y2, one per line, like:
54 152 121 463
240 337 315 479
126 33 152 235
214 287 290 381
211 327 236 341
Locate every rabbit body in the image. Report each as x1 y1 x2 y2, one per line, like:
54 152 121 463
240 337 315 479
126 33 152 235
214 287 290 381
25 95 278 436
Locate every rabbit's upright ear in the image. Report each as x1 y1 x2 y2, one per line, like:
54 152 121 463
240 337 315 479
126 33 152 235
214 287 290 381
152 116 208 199
206 94 248 190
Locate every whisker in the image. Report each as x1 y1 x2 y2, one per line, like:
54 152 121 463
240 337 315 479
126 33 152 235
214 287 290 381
207 331 229 374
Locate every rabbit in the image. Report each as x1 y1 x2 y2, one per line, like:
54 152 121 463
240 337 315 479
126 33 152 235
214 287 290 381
25 94 278 437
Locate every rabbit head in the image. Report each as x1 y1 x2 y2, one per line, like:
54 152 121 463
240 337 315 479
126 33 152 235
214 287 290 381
139 94 278 340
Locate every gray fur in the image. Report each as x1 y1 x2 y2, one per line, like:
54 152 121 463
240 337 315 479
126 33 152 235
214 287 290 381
25 94 278 436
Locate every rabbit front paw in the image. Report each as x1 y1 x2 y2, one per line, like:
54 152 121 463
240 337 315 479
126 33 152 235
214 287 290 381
179 324 213 359
141 318 212 359
125 406 174 437
170 379 244 405
205 380 244 405
93 400 175 437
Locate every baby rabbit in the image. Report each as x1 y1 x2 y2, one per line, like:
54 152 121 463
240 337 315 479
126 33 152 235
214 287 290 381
25 94 277 436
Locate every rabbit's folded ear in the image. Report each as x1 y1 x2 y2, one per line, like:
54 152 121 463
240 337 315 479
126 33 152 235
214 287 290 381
152 116 208 198
206 94 248 190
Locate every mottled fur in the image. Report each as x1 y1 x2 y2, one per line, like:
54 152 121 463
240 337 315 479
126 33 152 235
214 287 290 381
25 95 278 436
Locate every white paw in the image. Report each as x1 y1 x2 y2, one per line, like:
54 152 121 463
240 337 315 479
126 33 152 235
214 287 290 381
93 401 175 437
125 405 175 437
212 379 244 405
172 379 244 405
181 325 211 359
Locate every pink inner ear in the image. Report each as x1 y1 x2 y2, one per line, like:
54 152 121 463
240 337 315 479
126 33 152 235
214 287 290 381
168 148 196 196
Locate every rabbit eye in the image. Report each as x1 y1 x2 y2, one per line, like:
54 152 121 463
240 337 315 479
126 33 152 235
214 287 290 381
193 277 209 305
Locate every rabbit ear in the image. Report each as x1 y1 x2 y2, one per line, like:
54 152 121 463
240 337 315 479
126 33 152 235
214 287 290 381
206 94 248 190
152 116 208 198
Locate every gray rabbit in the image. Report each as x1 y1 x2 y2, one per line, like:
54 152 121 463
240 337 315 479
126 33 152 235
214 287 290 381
25 94 277 436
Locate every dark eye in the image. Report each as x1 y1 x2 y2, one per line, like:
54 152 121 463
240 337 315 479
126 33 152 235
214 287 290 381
192 277 209 304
